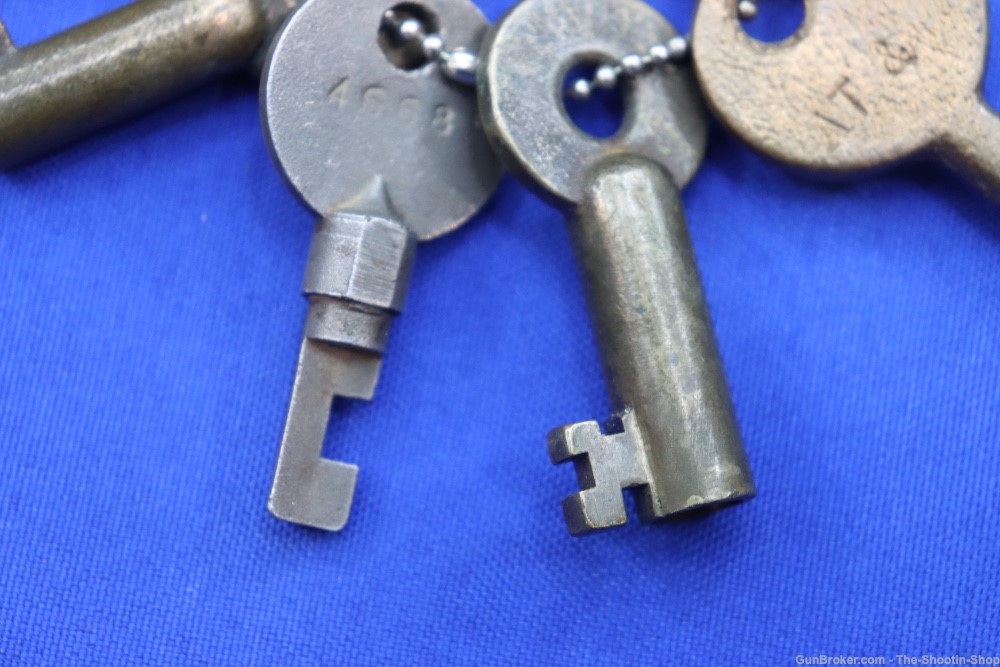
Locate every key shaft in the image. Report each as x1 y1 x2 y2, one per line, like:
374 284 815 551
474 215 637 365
0 0 300 167
550 155 755 534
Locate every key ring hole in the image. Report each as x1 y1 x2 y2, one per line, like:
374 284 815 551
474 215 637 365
561 61 629 140
378 2 441 70
740 0 804 43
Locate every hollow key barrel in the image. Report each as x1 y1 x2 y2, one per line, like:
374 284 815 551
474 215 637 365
550 154 754 531
0 0 300 167
479 0 755 535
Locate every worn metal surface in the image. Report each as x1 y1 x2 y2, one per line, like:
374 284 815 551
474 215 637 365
263 0 501 531
478 0 705 207
479 0 755 535
262 0 497 241
0 0 301 168
551 155 757 534
271 182 415 533
692 0 1000 197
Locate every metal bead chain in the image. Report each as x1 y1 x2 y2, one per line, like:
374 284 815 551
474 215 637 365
384 2 759 93
384 9 479 85
421 34 479 85
565 36 690 101
738 0 759 20
566 1 758 99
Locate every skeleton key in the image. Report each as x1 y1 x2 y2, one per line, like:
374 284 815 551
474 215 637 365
262 0 501 531
692 0 1000 198
0 0 301 167
478 0 756 535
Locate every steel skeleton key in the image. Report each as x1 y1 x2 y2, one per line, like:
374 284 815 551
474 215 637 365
262 0 501 531
0 0 302 167
479 0 756 535
692 0 1000 198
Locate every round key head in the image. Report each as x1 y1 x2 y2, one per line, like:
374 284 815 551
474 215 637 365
478 0 708 208
262 0 502 240
692 0 989 174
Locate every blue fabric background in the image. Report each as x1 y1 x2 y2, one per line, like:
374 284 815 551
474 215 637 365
1 1 998 664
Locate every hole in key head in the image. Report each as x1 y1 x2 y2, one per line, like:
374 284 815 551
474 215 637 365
739 0 805 43
378 2 441 70
561 61 628 140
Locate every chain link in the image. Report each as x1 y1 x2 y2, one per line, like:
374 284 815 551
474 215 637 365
382 9 480 85
383 1 760 92
566 0 759 99
738 0 759 21
565 37 690 101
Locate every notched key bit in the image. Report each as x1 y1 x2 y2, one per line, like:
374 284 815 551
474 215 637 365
262 0 501 531
548 411 650 533
480 0 756 536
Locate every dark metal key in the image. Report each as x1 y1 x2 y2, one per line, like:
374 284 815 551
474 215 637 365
261 0 501 531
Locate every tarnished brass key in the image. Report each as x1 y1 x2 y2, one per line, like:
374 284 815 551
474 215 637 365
0 0 301 167
479 0 756 535
692 0 1000 198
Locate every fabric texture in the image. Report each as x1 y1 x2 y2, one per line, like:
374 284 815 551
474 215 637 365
1 1 998 664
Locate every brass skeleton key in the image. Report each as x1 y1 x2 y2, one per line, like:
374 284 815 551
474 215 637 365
479 0 756 535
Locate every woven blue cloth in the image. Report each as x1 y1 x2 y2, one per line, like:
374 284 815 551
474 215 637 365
1 1 998 664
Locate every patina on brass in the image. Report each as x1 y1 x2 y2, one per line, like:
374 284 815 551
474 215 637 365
0 0 301 167
692 0 1000 197
480 0 755 536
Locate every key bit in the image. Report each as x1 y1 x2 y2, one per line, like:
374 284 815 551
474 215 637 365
270 343 378 531
480 0 755 535
549 411 650 532
262 0 501 531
